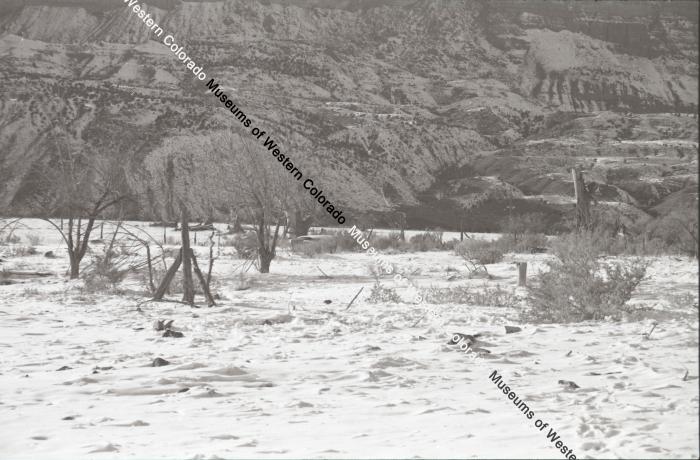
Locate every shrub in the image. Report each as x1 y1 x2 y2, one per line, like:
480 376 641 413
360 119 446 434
231 232 258 259
500 213 548 242
220 235 237 247
522 231 648 323
372 233 405 251
2 233 21 245
512 233 549 253
231 274 251 291
441 239 459 251
366 281 402 303
424 284 517 308
335 231 362 252
407 231 444 251
148 265 185 295
293 238 337 257
26 233 42 246
82 253 131 292
162 247 180 259
1 245 36 257
367 262 395 278
455 238 505 265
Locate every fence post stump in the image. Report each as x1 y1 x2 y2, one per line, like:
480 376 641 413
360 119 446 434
517 262 527 287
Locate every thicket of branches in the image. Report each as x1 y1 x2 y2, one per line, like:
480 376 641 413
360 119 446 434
29 132 131 278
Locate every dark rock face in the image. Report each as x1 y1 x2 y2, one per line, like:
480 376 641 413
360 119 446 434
0 0 696 228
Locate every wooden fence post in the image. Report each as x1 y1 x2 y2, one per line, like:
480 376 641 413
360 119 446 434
517 262 527 287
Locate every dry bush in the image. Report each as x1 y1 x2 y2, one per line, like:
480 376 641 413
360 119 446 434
441 239 460 251
220 235 237 246
522 232 648 323
2 233 21 245
424 284 517 308
231 274 251 291
25 233 42 246
372 233 405 251
292 238 337 257
407 231 444 251
0 219 22 245
82 253 131 292
455 239 505 265
510 233 549 253
230 232 258 259
366 280 402 304
367 262 396 278
334 231 362 252
1 245 37 257
147 265 185 295
500 212 548 238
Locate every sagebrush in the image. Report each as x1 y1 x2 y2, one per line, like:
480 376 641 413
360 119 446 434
522 231 648 323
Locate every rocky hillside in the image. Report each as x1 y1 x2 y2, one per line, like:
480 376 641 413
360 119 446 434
0 0 697 230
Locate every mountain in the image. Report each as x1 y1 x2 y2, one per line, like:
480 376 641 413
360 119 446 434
0 0 697 230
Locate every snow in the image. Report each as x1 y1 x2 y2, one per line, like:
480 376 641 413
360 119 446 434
0 220 698 458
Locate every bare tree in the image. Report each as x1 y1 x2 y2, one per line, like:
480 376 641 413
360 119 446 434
572 168 593 231
284 191 327 237
32 136 131 279
214 133 292 274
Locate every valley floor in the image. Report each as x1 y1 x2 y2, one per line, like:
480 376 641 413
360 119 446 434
0 221 698 459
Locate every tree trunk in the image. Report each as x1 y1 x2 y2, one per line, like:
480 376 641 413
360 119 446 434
572 168 592 231
517 262 527 287
292 210 313 237
398 211 406 242
180 205 195 305
145 244 155 293
190 249 216 306
230 213 243 233
153 249 183 300
259 250 273 273
69 253 80 279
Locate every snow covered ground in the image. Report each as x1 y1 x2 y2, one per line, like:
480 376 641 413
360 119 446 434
0 220 698 459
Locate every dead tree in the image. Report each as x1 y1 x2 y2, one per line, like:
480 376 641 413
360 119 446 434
254 210 283 273
33 139 131 279
390 210 407 241
572 168 593 231
215 133 293 274
154 204 216 306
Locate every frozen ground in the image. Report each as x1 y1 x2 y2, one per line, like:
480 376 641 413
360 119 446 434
0 220 698 459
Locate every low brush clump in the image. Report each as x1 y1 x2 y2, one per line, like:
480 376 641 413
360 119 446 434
231 274 252 291
292 238 337 257
522 231 648 323
82 250 132 293
1 233 21 245
334 231 364 252
424 284 517 308
366 280 402 303
455 238 506 265
1 245 37 258
371 232 406 252
407 231 450 251
25 233 42 246
454 233 549 264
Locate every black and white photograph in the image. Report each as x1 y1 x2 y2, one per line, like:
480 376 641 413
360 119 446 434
0 0 698 458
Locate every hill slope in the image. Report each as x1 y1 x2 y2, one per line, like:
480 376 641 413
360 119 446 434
0 0 697 229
